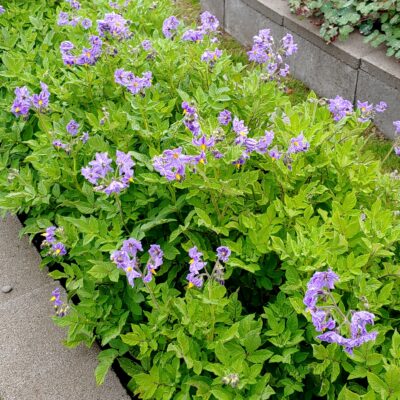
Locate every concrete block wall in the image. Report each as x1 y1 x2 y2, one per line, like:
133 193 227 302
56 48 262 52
200 0 400 139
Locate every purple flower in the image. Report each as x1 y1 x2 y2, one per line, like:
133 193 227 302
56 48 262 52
53 140 68 151
282 33 298 56
182 29 204 42
232 154 248 169
218 110 232 126
104 179 125 195
279 64 290 77
287 133 310 154
81 131 89 143
316 331 348 347
357 101 374 122
307 268 339 291
232 117 249 145
375 101 387 113
247 29 274 64
144 244 164 281
394 147 400 156
0 5 5 14
60 41 74 53
256 130 274 154
11 86 31 117
153 147 193 181
212 150 224 159
122 238 143 256
141 39 152 51
269 147 282 161
58 12 70 26
201 48 222 66
328 96 353 121
350 311 376 337
50 287 63 307
66 0 81 9
194 151 207 165
162 16 180 39
311 310 336 332
51 242 67 257
43 226 57 243
31 82 50 111
81 18 92 30
116 150 135 183
187 246 206 288
97 13 131 39
200 11 219 33
125 263 142 287
182 101 201 136
187 272 204 288
66 119 80 136
111 250 130 268
393 121 400 135
115 68 152 95
192 135 214 151
216 246 231 262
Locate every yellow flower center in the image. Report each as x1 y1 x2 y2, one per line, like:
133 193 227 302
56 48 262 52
50 296 56 302
176 173 181 181
188 282 194 289
55 249 61 254
126 267 133 272
201 144 206 151
294 141 299 146
38 100 43 106
199 158 205 164
15 107 20 112
151 269 157 275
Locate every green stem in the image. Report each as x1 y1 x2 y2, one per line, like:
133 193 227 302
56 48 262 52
381 143 396 166
143 281 160 310
115 195 129 233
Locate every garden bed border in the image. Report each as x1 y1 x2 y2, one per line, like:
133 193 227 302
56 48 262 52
200 0 400 139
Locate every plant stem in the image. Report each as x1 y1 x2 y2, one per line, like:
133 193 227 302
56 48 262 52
143 281 160 310
115 195 129 233
381 143 396 166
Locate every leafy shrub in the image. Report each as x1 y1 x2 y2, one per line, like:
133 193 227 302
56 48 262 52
1 0 400 399
289 0 400 58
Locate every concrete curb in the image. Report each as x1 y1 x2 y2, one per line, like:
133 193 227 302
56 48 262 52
0 215 131 400
201 0 400 139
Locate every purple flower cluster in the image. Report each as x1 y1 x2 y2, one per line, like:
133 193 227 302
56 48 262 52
115 68 152 95
304 269 378 354
65 0 81 9
181 11 219 42
186 245 231 288
60 36 103 66
162 16 180 39
201 48 222 67
111 239 164 286
58 12 91 29
81 151 135 195
11 83 50 117
182 101 201 136
41 226 67 257
329 97 387 122
50 288 69 317
287 133 310 154
97 13 131 40
247 30 296 79
153 147 193 182
328 96 353 121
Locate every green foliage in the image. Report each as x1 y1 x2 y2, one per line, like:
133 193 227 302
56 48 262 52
289 0 400 58
1 0 400 399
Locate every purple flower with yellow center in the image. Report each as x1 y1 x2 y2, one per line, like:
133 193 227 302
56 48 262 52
153 147 191 182
186 272 204 288
66 119 80 136
143 244 164 282
53 140 68 151
162 16 180 39
328 96 353 121
116 150 135 184
11 86 31 117
31 82 50 111
218 110 232 126
311 310 336 332
393 121 400 135
287 133 310 154
282 33 298 56
200 11 219 33
357 100 374 123
194 151 207 165
269 147 282 161
82 152 113 184
111 249 130 268
125 261 142 287
192 135 214 151
201 48 222 66
232 117 249 145
182 29 204 42
51 242 67 257
187 246 206 288
115 68 152 95
232 154 247 169
50 287 63 307
97 13 131 39
216 246 231 262
81 18 92 29
247 29 274 64
58 12 70 26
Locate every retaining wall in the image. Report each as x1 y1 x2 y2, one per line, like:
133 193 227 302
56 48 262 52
200 0 400 139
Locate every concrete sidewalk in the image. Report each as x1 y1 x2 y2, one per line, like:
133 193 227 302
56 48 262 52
0 215 131 400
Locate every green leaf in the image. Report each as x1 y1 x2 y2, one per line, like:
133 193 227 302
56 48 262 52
95 349 118 385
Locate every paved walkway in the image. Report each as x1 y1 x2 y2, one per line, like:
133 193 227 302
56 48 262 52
0 215 131 400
